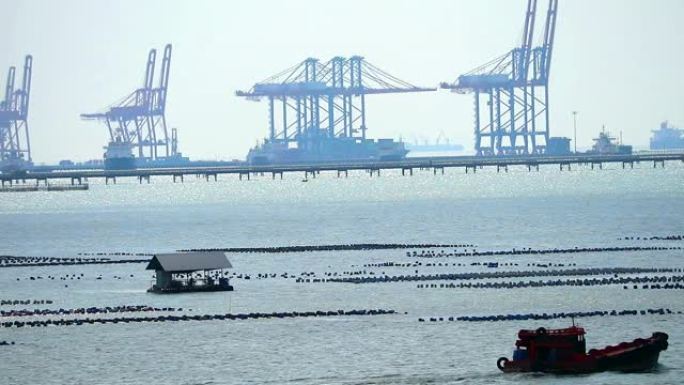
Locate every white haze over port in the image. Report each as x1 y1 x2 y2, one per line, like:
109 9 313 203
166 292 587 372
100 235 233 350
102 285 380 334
4 0 684 164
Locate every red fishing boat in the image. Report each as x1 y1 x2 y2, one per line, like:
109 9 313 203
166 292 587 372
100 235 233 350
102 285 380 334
497 326 668 374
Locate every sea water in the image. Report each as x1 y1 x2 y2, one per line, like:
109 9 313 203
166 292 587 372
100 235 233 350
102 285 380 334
1 163 683 384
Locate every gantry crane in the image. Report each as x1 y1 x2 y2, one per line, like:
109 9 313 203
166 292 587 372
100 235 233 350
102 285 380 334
81 44 175 161
0 55 33 167
236 56 435 150
442 0 558 156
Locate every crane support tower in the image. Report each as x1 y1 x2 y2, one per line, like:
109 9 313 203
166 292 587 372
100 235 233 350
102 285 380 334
0 55 33 170
442 0 558 156
81 44 175 162
236 56 435 164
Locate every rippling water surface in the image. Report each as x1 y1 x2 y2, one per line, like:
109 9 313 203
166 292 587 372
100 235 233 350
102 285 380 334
1 164 683 384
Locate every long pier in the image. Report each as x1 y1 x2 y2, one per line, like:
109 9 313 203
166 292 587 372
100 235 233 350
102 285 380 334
1 153 683 185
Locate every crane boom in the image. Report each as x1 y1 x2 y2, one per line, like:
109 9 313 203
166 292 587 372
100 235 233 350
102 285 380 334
517 0 538 82
158 44 172 112
3 67 15 109
540 0 559 81
20 55 33 118
144 49 157 91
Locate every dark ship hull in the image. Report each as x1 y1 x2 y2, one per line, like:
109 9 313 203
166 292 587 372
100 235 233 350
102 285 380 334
136 154 191 168
651 138 684 150
104 157 136 171
594 336 666 373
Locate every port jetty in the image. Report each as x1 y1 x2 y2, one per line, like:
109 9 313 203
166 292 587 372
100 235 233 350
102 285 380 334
1 152 682 186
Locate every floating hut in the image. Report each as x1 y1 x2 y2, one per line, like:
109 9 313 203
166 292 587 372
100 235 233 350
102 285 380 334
146 252 234 294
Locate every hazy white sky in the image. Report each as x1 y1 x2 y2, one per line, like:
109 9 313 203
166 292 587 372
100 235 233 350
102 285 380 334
5 0 684 163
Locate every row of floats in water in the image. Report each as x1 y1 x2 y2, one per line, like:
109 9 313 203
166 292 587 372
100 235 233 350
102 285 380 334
315 267 683 284
418 308 679 323
182 243 473 254
1 305 182 318
362 261 577 268
416 275 684 290
0 255 146 268
1 309 397 329
13 273 135 281
406 246 682 259
1 244 680 269
1 299 53 306
618 234 684 241
0 243 475 268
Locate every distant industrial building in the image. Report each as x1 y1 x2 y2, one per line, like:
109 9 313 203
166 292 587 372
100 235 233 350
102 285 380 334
546 137 571 155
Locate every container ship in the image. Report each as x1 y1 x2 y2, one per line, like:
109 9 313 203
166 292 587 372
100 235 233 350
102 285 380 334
650 121 684 150
247 137 408 165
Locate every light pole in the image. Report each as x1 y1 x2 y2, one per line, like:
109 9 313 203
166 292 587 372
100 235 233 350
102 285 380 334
572 111 578 153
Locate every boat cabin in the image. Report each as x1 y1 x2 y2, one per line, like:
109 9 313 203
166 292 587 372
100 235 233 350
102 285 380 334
146 251 234 294
514 326 587 364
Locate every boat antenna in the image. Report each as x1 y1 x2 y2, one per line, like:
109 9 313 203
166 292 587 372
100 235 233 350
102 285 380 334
571 316 575 327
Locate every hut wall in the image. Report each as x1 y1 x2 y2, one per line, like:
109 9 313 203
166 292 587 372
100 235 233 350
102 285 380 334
156 271 173 288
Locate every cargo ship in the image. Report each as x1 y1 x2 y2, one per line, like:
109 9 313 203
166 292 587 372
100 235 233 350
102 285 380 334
650 121 684 150
103 138 136 170
588 129 632 155
136 153 192 168
247 137 408 165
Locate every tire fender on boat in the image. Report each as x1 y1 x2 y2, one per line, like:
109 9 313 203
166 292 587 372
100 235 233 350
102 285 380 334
497 357 509 371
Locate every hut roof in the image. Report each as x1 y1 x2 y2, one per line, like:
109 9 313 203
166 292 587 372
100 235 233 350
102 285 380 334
145 252 232 273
